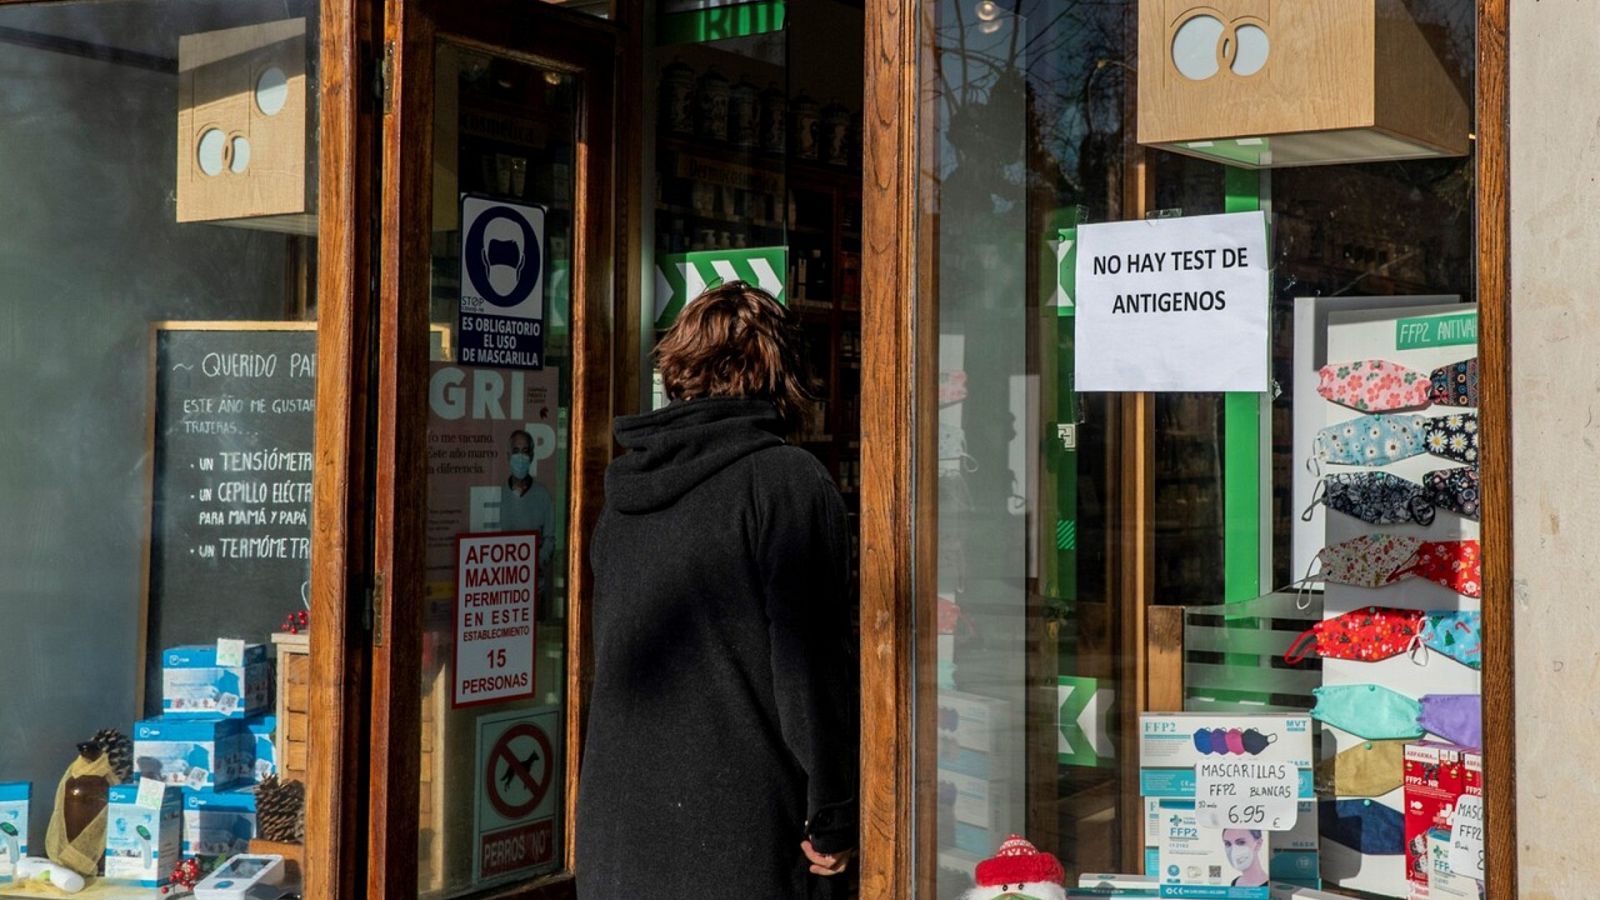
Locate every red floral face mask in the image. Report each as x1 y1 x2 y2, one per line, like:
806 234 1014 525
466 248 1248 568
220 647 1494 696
1285 606 1425 665
1389 540 1481 598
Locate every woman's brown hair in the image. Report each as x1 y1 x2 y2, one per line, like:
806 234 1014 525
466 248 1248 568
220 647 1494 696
655 281 812 430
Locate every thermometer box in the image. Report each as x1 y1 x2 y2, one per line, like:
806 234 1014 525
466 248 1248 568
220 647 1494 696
0 782 28 884
183 789 258 859
162 644 272 719
1155 800 1271 899
105 784 182 886
134 717 254 791
245 715 278 781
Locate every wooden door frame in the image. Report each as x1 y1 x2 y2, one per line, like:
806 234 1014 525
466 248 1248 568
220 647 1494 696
307 1 382 898
858 0 1515 896
370 2 620 897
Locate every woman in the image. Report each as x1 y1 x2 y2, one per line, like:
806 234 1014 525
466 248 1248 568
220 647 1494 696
1222 828 1268 888
575 282 859 899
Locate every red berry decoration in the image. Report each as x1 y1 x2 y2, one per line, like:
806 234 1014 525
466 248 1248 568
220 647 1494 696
280 608 311 635
162 856 206 893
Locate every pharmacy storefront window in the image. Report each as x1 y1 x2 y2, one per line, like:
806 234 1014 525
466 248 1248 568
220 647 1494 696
0 0 322 894
916 2 1486 899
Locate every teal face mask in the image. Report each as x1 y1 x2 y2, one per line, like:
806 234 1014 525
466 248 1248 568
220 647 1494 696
1311 684 1423 740
509 452 532 479
1415 610 1482 670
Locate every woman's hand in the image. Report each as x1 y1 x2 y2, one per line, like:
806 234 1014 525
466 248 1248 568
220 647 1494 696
801 839 854 876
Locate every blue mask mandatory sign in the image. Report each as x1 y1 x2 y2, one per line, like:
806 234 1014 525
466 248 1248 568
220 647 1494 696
459 194 546 369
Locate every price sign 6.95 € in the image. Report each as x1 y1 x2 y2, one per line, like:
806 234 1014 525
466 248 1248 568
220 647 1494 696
1194 760 1300 831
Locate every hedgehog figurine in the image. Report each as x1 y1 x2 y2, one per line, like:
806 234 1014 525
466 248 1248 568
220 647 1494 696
89 729 135 785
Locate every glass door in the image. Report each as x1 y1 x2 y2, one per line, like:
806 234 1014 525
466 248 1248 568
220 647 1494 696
371 3 617 896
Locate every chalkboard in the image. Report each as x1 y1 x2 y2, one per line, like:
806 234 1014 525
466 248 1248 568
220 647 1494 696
143 323 317 714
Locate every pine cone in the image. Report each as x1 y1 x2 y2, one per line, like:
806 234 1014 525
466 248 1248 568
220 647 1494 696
92 729 135 784
255 776 307 844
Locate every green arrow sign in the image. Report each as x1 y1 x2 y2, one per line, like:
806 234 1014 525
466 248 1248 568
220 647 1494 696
1058 675 1114 768
654 245 788 330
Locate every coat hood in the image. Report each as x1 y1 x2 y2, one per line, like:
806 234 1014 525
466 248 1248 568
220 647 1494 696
605 398 787 513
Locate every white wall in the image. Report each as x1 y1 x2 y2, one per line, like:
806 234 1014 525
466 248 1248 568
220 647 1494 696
1510 2 1600 895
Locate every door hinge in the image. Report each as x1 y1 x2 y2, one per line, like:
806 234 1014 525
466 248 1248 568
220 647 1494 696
374 41 394 113
367 571 385 646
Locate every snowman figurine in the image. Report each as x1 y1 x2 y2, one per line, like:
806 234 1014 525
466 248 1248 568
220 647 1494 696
963 834 1067 900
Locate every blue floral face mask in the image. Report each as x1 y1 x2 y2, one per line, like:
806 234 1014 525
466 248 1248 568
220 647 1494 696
1314 413 1480 466
1311 684 1423 740
1319 799 1405 855
1313 414 1427 466
1412 610 1483 670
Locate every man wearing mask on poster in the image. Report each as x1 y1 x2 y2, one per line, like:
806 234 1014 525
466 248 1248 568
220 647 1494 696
500 428 556 608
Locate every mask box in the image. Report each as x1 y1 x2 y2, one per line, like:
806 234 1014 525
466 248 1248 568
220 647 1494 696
245 715 278 781
1403 742 1468 894
0 783 28 883
104 784 181 886
162 643 272 719
134 717 254 791
1424 829 1482 899
1269 885 1352 899
1081 874 1161 893
182 788 257 859
1140 714 1314 799
1144 796 1318 888
936 691 1015 779
936 691 1016 857
1155 800 1271 899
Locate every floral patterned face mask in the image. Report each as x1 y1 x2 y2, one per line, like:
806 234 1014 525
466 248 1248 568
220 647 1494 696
1303 471 1434 526
1424 466 1480 520
1317 357 1479 412
1317 360 1432 412
1314 414 1479 466
1285 606 1425 665
1423 414 1479 464
1313 414 1427 465
1391 540 1482 598
1313 535 1426 588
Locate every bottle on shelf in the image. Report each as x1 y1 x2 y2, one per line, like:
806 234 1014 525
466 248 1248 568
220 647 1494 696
808 248 828 299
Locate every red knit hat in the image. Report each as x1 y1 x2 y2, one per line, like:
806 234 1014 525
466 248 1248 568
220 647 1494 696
974 835 1065 887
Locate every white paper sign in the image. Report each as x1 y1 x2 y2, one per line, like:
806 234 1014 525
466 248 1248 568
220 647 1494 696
454 532 539 707
1194 758 1299 831
215 638 246 668
1449 794 1486 880
135 777 166 810
1074 211 1269 391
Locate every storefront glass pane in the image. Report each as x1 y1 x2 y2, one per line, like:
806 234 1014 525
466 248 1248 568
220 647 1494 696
916 2 1484 898
417 43 575 896
540 0 610 18
0 0 320 890
646 0 864 589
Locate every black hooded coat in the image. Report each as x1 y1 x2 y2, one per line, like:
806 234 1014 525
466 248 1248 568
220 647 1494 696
574 398 859 899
